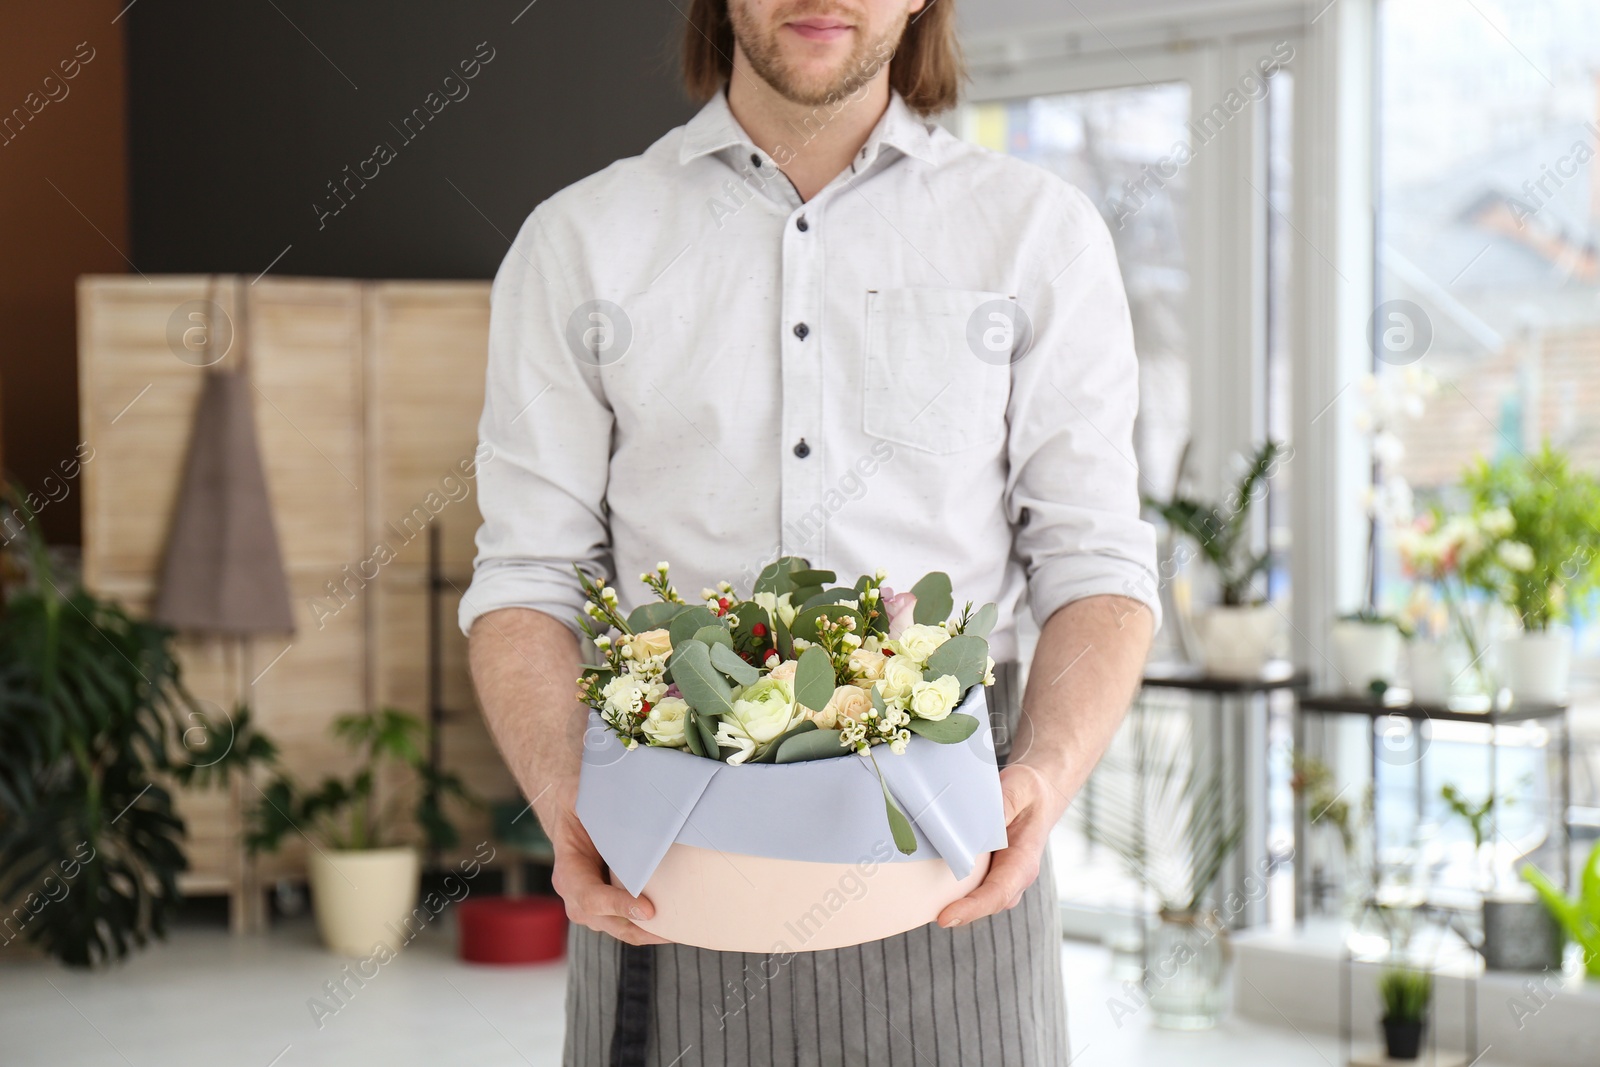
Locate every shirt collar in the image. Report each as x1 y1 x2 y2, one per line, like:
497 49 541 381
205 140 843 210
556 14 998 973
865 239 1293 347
678 87 936 168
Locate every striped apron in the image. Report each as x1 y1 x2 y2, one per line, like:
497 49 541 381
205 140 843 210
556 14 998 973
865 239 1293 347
563 662 1069 1067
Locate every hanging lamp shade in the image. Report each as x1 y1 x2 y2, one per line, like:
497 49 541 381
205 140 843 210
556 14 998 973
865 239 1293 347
153 285 295 635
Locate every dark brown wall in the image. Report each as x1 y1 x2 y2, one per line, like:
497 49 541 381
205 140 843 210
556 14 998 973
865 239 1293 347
0 4 128 546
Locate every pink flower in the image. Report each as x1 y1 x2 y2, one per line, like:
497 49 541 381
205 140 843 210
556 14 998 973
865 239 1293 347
882 589 918 639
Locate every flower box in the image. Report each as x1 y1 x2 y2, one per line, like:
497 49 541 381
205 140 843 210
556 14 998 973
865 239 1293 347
576 685 1008 953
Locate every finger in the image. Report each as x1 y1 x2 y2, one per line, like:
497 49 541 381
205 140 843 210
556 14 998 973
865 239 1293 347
552 852 658 921
936 845 1040 928
579 912 674 946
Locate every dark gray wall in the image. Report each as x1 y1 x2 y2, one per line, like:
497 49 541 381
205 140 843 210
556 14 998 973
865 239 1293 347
127 1 696 279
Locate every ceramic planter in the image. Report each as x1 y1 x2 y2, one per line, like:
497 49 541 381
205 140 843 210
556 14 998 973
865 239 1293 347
1406 638 1454 705
1500 628 1571 704
1194 604 1279 677
307 846 420 956
1329 620 1402 694
1381 1016 1426 1060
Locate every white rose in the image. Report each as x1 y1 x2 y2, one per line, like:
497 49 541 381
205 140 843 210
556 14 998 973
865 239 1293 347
888 623 950 666
641 697 690 747
627 628 673 661
909 674 961 721
878 657 924 706
727 677 798 745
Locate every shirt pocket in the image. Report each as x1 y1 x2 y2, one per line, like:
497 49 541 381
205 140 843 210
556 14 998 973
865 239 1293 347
862 287 1012 455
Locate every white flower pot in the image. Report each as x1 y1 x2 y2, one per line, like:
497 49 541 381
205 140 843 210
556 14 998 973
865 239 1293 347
1329 620 1403 695
1500 628 1572 704
1194 605 1280 677
1406 638 1454 706
307 846 420 956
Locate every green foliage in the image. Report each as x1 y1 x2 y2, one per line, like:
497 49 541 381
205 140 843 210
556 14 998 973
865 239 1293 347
793 645 834 713
1086 711 1245 913
774 727 846 762
171 703 279 790
0 506 188 967
923 635 989 689
248 707 474 853
1460 442 1600 630
1143 441 1283 606
904 713 980 744
1521 841 1600 979
1378 967 1433 1022
1439 782 1502 852
909 572 953 625
668 640 736 721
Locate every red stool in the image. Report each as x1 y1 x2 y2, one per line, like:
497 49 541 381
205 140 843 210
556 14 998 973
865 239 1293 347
457 896 567 964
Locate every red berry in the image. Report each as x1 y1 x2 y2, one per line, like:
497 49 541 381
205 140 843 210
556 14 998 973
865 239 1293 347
883 648 895 657
717 597 730 612
751 623 768 637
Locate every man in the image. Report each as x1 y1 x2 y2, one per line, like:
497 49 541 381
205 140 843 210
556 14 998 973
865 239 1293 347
462 1 1158 1063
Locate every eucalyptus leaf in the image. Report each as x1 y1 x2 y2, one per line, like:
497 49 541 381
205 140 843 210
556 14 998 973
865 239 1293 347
669 605 721 648
879 776 918 855
683 715 708 758
923 635 988 689
692 711 721 760
794 645 836 712
754 556 811 596
905 713 981 744
710 641 759 686
775 728 848 763
670 641 736 718
964 602 998 639
694 624 735 651
910 572 954 625
869 684 888 717
800 587 863 612
749 719 818 763
627 601 687 632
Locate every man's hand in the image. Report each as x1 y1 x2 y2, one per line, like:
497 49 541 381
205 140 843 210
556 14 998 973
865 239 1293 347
538 784 671 946
936 763 1069 927
935 595 1153 929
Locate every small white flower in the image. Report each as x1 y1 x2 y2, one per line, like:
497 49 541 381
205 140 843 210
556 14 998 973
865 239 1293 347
657 561 670 573
1497 541 1535 572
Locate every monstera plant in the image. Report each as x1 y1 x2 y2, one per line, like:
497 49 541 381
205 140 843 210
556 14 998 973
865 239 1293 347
0 502 190 966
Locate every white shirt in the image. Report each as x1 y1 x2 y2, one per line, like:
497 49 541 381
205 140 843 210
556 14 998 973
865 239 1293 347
459 89 1160 661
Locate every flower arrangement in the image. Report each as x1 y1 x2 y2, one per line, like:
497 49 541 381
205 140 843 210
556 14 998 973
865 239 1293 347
573 557 997 851
1458 443 1600 632
1394 504 1511 693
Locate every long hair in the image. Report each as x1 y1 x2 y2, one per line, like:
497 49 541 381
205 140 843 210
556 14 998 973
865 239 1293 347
681 1 964 116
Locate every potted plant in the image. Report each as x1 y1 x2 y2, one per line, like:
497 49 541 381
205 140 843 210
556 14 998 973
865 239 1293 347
1334 370 1433 694
249 708 474 955
1395 508 1502 703
1459 443 1600 703
1087 710 1245 1029
1290 753 1371 915
1377 966 1433 1060
0 497 190 966
1145 441 1283 677
1521 840 1600 980
1330 611 1409 697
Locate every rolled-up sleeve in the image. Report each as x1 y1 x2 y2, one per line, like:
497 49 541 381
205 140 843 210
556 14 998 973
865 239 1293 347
459 207 614 638
1007 185 1162 632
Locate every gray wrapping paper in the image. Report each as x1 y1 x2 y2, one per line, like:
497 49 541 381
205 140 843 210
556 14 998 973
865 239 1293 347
576 687 1009 897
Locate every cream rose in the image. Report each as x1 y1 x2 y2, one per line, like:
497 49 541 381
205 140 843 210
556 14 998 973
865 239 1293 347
766 659 798 683
909 674 961 721
888 623 950 666
817 684 872 729
847 647 888 685
641 696 689 747
627 628 673 661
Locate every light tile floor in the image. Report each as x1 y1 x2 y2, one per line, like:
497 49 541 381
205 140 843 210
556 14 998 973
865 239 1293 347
0 914 1366 1067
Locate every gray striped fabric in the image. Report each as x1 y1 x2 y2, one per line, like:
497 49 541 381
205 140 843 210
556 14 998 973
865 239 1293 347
562 663 1070 1066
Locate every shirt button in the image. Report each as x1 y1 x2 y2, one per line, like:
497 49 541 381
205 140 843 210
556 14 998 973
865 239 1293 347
793 322 809 340
750 152 762 168
796 216 809 232
793 439 811 459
